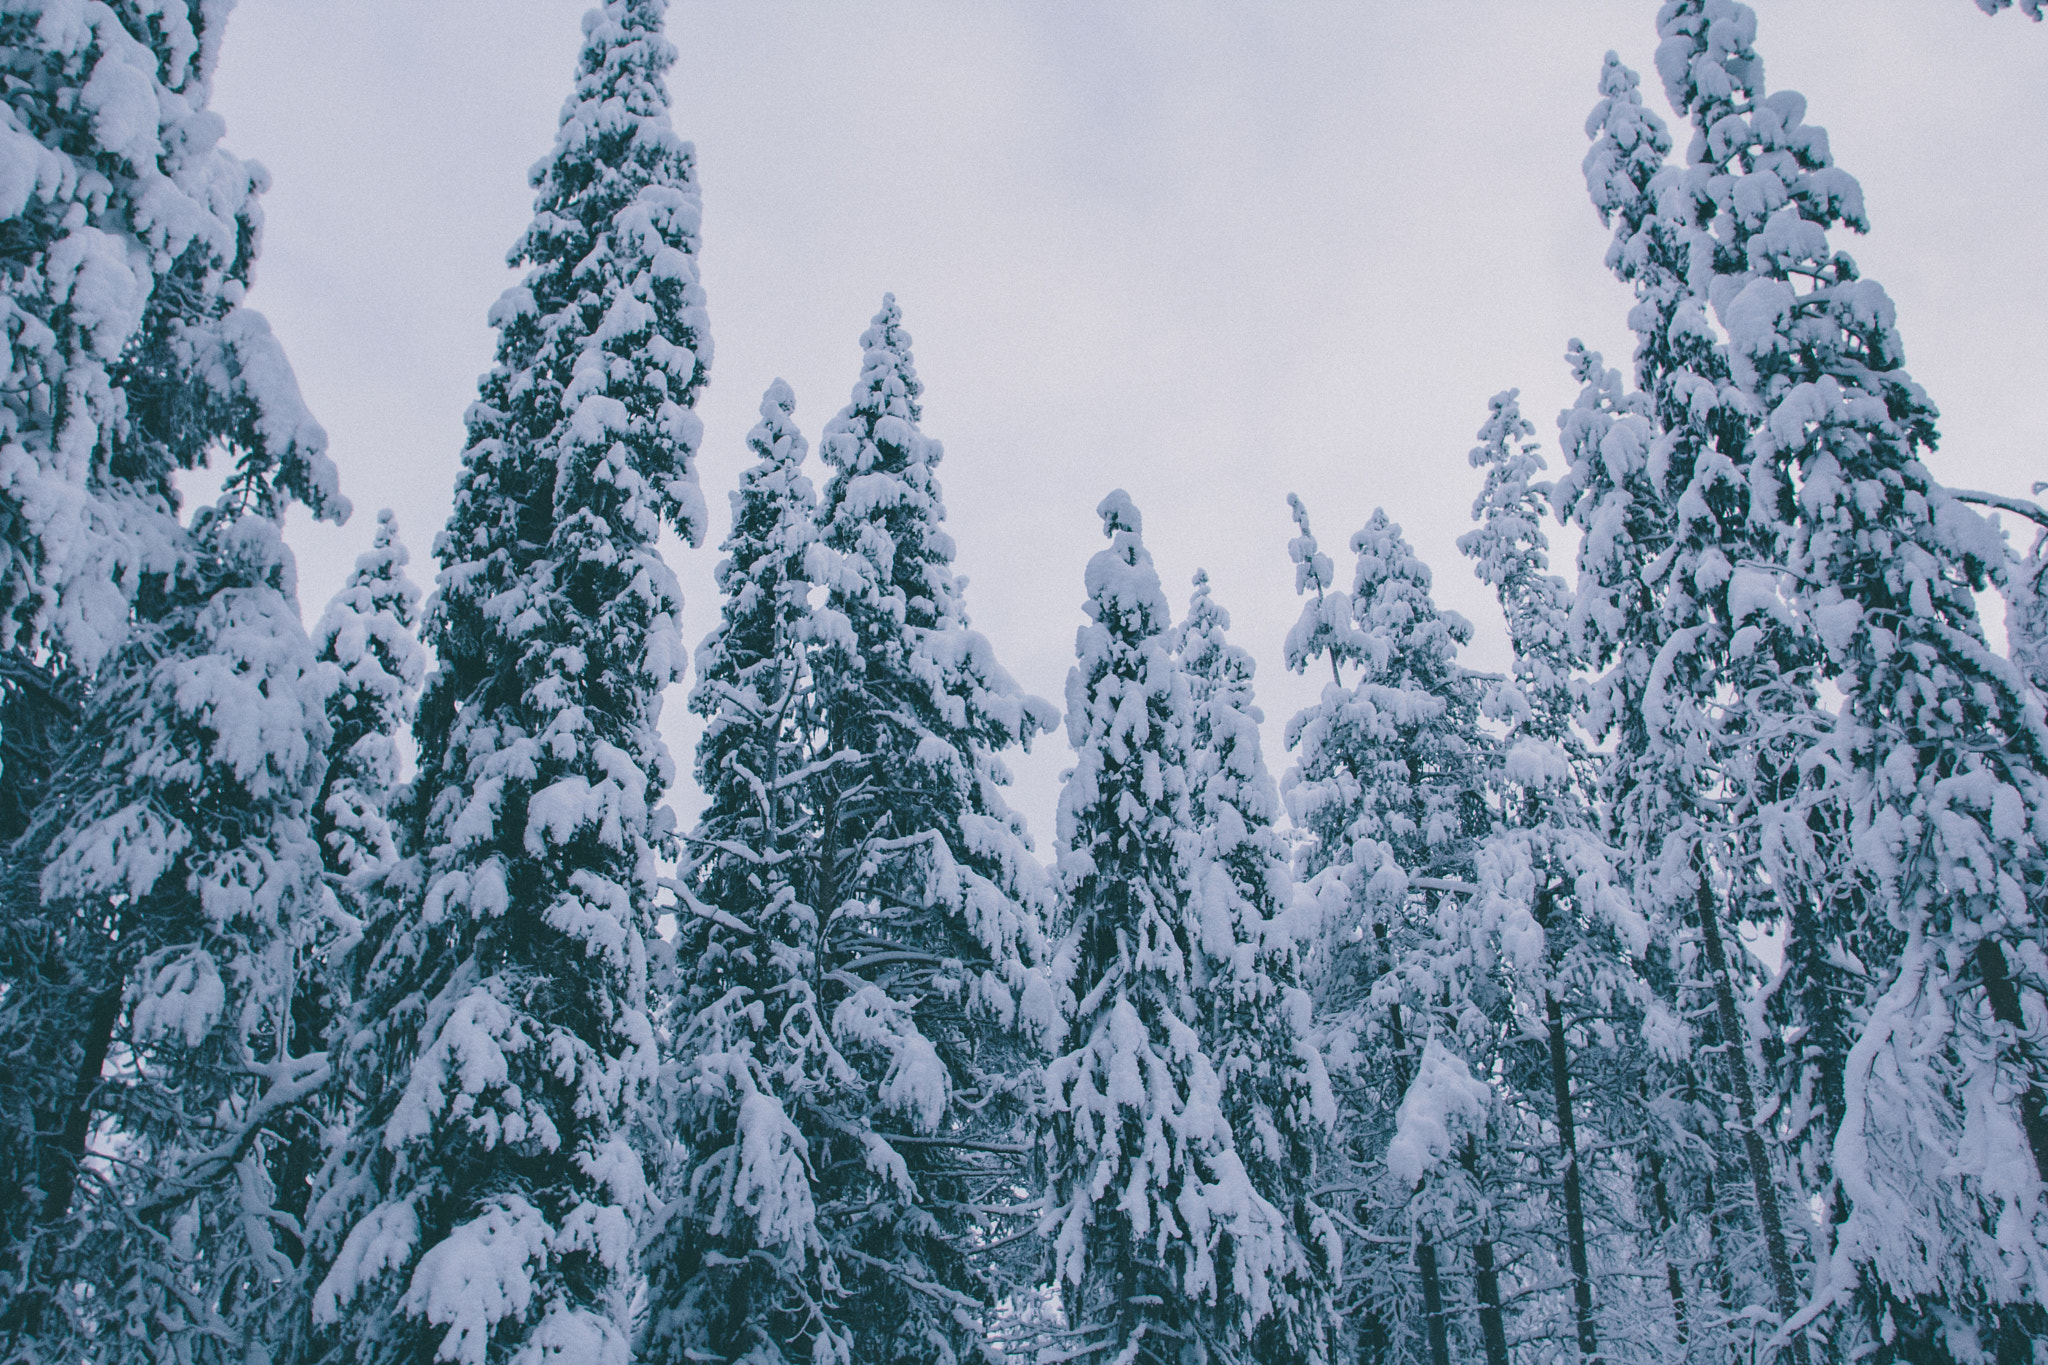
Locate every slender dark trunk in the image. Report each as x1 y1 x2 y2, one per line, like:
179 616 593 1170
1701 1163 1735 1311
1472 1236 1510 1365
1976 938 2048 1181
38 982 123 1224
1459 1140 1510 1365
1694 862 1811 1365
1546 990 1601 1361
1647 1148 1691 1343
1373 920 1410 1065
1416 1236 1451 1365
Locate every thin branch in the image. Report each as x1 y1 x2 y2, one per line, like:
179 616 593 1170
1952 487 2048 531
871 1132 1028 1155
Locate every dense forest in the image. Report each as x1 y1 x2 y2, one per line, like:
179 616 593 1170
2 2 2046 1363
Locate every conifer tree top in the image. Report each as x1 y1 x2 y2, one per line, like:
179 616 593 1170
1348 508 1472 684
1082 488 1171 641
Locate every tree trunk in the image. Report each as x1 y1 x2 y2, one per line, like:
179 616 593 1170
1416 1236 1451 1365
1473 1236 1510 1365
1647 1147 1691 1344
1547 991 1601 1362
38 982 123 1224
1693 862 1811 1365
1460 1139 1511 1365
1976 937 2048 1182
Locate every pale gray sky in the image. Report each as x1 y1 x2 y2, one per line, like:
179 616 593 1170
209 1 2048 841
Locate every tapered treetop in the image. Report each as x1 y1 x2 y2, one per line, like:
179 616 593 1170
310 4 708 1362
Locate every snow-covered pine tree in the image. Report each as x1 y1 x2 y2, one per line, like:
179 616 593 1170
639 379 850 1365
1042 492 1303 1365
770 296 1057 1363
1974 0 2045 19
255 509 426 1350
1565 44 1835 1362
1284 505 1490 954
306 5 708 1362
18 508 344 1365
1655 3 2048 1354
1175 569 1340 1363
312 510 425 893
1283 495 1364 692
1281 500 1491 1361
0 4 348 1357
1458 388 1667 1360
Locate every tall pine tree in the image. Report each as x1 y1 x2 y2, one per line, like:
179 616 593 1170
268 510 426 1357
0 4 347 1357
1459 389 1659 1360
311 510 425 894
1564 42 1828 1361
786 296 1058 1363
1655 2 2048 1353
1176 570 1340 1364
1282 500 1491 1363
1043 493 1306 1365
308 4 707 1360
640 379 848 1365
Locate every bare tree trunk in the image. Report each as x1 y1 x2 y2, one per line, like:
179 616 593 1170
38 982 123 1224
1416 1236 1451 1365
1546 990 1601 1361
1647 1148 1691 1344
1460 1140 1511 1365
1473 1237 1510 1365
1693 862 1811 1365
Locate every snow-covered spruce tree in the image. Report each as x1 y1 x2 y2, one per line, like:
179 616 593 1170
747 297 1057 1363
0 4 349 1357
1042 492 1306 1365
1283 505 1491 958
0 0 340 839
1458 388 1669 1361
1281 500 1491 1361
306 6 708 1362
1553 344 1770 1362
1572 64 1761 1348
1974 0 2044 19
18 507 343 1365
311 510 425 894
1175 569 1340 1364
639 380 850 1365
1565 44 1840 1362
1655 3 2048 1354
258 509 425 1343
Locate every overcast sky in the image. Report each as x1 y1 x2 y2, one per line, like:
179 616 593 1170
207 1 2048 841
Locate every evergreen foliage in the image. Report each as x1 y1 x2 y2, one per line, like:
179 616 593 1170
1176 570 1341 1363
640 379 843 1365
1653 3 2048 1353
1459 390 1653 1363
312 510 425 892
5 2 2043 1361
1043 492 1311 1365
1565 39 1826 1360
647 304 1058 1364
2009 522 2048 697
0 4 346 1359
791 297 1059 1364
307 4 707 1361
1282 500 1492 1362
